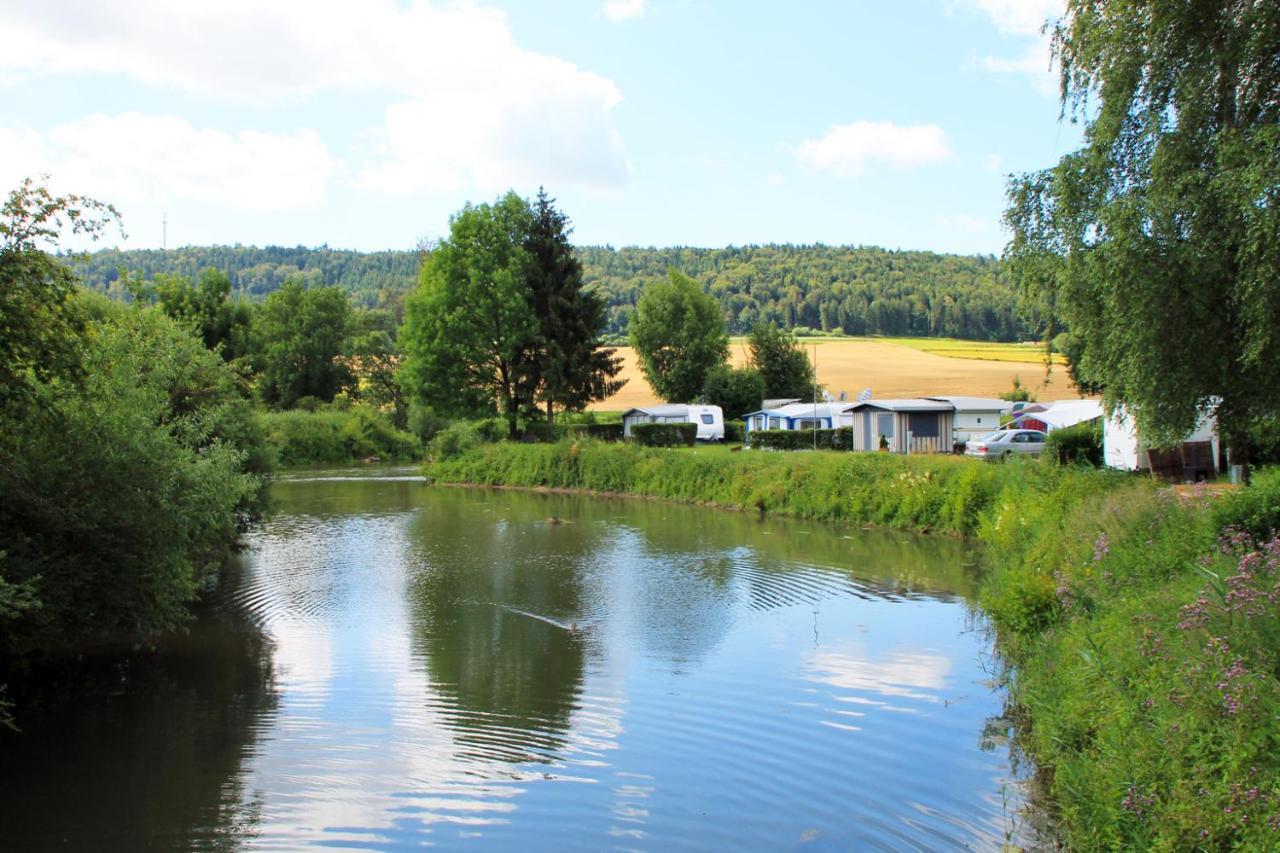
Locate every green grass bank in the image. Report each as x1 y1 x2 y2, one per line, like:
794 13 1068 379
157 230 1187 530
426 440 1280 847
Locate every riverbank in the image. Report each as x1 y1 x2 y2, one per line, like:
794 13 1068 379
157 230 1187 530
427 440 1280 847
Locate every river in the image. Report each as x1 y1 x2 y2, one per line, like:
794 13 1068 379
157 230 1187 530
0 467 1034 850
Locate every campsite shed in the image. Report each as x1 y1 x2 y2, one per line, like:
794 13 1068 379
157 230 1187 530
843 399 955 454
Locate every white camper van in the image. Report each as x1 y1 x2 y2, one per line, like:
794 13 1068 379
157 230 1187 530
621 404 725 441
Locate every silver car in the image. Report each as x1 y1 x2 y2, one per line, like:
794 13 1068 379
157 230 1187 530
964 429 1048 460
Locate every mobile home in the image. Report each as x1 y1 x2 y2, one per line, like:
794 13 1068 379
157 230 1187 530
926 396 1012 448
621 404 725 441
741 402 857 442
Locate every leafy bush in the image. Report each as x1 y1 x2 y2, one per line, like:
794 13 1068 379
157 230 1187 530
564 422 624 442
407 402 449 443
0 308 268 655
260 407 420 466
724 420 745 443
1045 420 1103 465
521 421 565 443
749 427 854 451
630 422 696 447
429 421 483 461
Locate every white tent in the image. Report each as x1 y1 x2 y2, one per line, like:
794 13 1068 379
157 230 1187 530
1104 406 1220 472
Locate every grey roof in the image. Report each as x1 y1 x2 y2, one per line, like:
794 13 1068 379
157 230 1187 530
621 404 695 418
926 396 1012 412
845 398 955 413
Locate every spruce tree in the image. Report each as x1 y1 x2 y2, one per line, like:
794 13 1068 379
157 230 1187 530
525 188 624 422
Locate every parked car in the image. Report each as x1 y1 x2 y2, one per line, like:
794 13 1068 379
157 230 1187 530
964 429 1048 460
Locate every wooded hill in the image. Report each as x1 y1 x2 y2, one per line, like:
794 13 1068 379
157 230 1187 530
67 243 1030 341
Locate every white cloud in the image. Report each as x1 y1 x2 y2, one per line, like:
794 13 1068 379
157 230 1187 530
0 114 336 211
0 1 629 193
794 121 952 178
965 0 1061 37
961 0 1064 93
602 0 646 23
935 214 990 234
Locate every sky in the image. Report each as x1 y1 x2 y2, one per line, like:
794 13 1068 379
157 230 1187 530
0 0 1081 256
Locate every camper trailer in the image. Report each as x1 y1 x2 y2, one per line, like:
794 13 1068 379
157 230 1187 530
621 404 725 442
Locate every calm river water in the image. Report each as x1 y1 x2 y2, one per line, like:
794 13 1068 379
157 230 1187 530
1 468 1033 850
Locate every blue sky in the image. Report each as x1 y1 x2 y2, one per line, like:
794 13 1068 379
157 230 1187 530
0 0 1078 255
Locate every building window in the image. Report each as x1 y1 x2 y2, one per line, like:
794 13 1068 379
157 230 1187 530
768 417 781 429
876 412 895 439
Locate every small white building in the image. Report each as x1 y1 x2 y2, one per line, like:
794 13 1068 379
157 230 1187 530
843 399 956 454
926 396 1012 447
1104 406 1220 475
621 404 725 441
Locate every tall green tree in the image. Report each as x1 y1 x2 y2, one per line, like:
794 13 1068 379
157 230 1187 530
1005 0 1280 467
399 193 540 439
629 270 729 402
747 323 816 400
701 364 765 420
255 280 353 408
0 177 119 403
525 188 625 421
145 268 254 363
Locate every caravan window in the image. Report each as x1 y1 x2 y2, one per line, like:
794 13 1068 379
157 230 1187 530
876 413 895 438
700 413 714 424
768 417 781 429
796 419 821 430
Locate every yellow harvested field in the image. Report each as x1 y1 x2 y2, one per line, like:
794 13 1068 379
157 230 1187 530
594 337 1083 410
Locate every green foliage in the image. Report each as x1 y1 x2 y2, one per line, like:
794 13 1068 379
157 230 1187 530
630 422 697 447
399 193 540 438
747 323 816 400
629 269 729 402
0 306 267 655
999 375 1033 402
258 407 420 466
429 421 485 462
1045 419 1102 466
700 364 764 421
1 178 119 404
525 188 625 419
723 420 745 443
563 422 624 442
142 268 254 363
749 427 855 451
255 280 353 408
407 402 449 444
71 243 1033 342
426 441 1091 538
1004 1 1280 461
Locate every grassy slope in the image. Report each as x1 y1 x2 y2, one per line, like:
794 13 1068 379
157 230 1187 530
427 441 1280 847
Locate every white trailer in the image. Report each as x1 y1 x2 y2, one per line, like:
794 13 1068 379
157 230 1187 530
621 404 725 441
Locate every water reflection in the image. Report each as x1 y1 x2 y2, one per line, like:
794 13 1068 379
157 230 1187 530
0 473 1034 850
0 590 276 851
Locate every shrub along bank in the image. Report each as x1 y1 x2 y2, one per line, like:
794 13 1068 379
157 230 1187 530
258 407 421 466
426 439 1280 846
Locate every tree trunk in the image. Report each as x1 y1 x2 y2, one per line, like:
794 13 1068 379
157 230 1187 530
546 399 555 424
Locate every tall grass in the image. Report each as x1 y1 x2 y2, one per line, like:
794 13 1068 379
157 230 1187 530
426 440 1111 535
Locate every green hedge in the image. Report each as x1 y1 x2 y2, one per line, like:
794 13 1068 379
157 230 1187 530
1045 420 1103 466
563 422 624 442
724 420 745 443
631 422 697 447
749 427 855 451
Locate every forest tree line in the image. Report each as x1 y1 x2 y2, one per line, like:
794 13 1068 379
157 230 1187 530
67 242 1032 342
